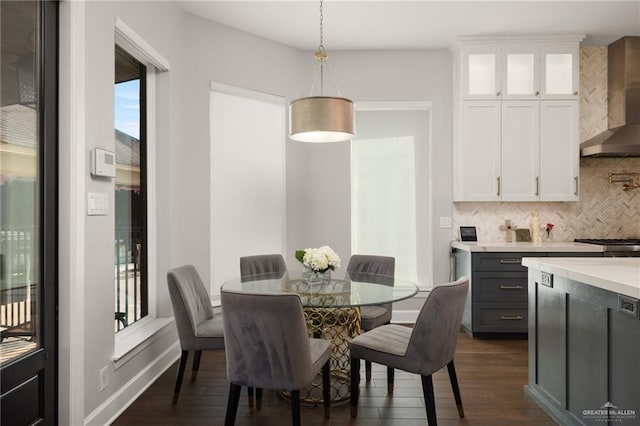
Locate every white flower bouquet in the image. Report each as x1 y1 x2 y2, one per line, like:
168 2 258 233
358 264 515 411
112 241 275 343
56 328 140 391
295 246 341 273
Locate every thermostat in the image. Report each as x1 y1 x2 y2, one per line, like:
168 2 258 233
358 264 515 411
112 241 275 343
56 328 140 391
91 148 116 178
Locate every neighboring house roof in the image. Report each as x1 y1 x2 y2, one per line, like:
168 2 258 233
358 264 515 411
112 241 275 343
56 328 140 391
1 105 140 170
115 129 140 167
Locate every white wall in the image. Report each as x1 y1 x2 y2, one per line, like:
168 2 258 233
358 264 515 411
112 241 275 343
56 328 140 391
59 1 184 422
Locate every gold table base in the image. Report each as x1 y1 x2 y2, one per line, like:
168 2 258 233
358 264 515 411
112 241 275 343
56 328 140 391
296 306 361 404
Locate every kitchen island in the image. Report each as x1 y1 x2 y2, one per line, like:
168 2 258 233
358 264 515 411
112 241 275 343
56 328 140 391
452 241 603 336
523 257 640 426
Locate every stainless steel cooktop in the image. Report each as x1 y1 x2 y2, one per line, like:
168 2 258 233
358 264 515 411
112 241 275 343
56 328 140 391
574 238 640 255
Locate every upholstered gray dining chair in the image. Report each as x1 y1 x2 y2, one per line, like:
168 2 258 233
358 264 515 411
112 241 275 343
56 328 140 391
346 254 395 381
167 265 225 404
349 277 469 426
238 253 288 405
221 289 332 426
239 253 287 278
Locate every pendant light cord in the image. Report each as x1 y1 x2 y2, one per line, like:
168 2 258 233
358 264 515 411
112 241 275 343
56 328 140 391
317 0 325 95
293 0 346 99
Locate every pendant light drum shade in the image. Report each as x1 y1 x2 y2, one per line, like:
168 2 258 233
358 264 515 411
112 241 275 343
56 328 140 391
289 96 354 143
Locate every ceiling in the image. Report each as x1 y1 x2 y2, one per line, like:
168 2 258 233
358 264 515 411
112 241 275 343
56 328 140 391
177 1 640 51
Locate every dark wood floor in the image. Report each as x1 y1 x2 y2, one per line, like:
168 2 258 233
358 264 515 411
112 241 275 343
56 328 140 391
113 332 556 425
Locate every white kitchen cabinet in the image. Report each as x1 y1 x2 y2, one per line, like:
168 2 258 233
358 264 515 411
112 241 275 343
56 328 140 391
501 101 540 201
455 101 501 201
454 99 577 202
539 101 579 200
453 35 583 202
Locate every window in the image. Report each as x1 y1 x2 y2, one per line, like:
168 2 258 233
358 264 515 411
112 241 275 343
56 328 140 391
352 105 432 288
114 45 147 331
209 84 286 295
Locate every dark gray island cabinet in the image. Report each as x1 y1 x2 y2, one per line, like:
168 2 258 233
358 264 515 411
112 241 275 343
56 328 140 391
523 257 640 426
451 242 603 337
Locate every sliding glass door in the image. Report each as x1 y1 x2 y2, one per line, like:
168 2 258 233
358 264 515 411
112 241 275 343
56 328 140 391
0 1 58 424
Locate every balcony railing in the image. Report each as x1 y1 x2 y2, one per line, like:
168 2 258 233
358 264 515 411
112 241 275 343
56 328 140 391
1 227 36 344
115 227 145 331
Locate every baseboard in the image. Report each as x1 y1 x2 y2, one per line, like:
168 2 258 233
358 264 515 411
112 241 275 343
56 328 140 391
84 342 180 425
524 384 584 426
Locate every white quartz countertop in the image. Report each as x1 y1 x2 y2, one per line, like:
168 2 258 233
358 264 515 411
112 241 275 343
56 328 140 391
451 241 604 253
522 257 640 298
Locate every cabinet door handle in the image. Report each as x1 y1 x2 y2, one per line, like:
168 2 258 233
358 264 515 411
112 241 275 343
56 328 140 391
573 91 578 96
499 259 521 264
535 90 540 96
500 285 523 290
496 91 501 97
574 176 579 196
497 176 501 196
535 176 539 196
500 315 524 321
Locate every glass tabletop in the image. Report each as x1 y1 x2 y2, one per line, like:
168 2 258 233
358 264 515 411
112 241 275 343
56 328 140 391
220 271 419 308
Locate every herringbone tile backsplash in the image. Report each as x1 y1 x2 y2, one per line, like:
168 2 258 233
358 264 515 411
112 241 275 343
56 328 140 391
453 47 640 241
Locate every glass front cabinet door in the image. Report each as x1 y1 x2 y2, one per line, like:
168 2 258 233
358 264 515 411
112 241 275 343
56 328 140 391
540 44 579 99
462 47 501 100
461 42 579 101
502 45 539 99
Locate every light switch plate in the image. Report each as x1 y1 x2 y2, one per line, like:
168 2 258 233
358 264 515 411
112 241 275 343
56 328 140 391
87 192 108 216
439 216 452 228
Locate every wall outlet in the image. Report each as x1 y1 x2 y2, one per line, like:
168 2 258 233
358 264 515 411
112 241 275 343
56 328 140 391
99 366 109 391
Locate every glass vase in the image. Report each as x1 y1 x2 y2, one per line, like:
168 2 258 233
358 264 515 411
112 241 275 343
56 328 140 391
302 268 332 287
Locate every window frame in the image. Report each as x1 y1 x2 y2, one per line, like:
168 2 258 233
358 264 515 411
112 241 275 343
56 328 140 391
114 53 148 330
112 17 169 359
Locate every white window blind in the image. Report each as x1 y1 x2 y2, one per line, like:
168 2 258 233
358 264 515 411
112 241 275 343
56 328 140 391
210 84 286 295
352 107 430 287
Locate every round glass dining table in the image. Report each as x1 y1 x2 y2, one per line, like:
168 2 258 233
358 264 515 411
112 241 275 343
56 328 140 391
221 271 419 403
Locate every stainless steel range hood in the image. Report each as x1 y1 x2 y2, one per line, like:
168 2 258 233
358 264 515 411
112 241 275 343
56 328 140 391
581 36 640 157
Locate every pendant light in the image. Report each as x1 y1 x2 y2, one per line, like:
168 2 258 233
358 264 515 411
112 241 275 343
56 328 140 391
289 0 354 143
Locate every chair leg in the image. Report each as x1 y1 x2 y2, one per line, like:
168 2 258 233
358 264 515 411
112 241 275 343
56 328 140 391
225 383 242 426
172 350 189 404
350 357 361 418
447 360 465 418
247 387 254 410
256 388 263 410
191 350 202 381
365 360 372 382
421 374 437 426
291 390 301 426
322 359 331 419
387 366 395 394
